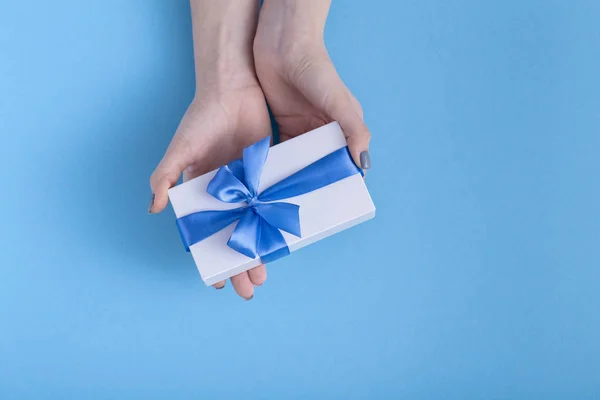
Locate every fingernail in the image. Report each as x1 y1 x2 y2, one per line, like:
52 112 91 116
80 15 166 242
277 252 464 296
359 151 371 169
245 295 253 301
215 284 225 290
148 193 155 214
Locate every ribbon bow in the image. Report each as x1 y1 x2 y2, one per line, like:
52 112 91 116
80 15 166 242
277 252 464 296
176 136 361 263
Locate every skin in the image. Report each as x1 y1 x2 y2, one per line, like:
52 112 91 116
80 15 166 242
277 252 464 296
149 0 371 300
255 0 370 165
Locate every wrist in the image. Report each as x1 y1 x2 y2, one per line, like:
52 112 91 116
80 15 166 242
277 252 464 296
194 30 258 94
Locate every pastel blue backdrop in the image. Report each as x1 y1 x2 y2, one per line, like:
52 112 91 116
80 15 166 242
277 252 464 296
1 0 598 398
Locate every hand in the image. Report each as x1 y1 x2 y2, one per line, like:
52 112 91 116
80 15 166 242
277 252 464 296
149 0 270 300
149 85 271 300
253 0 371 169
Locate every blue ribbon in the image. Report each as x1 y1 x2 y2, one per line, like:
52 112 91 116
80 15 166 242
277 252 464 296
176 136 361 263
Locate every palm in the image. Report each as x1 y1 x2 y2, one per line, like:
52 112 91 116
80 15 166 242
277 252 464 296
179 86 272 182
257 71 331 143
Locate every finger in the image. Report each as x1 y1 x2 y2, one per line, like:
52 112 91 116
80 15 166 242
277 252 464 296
248 264 267 286
212 280 226 290
149 132 193 214
230 271 254 300
294 56 371 170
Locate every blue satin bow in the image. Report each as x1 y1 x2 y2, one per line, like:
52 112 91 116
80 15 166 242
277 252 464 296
176 136 361 263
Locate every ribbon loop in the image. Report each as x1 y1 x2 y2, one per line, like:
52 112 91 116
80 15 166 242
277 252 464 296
253 202 301 237
207 166 252 203
242 135 270 197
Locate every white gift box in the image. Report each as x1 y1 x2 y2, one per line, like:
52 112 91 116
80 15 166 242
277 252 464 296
168 122 376 285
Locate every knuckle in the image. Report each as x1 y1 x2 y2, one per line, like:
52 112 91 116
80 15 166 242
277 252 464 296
149 169 163 190
149 173 157 189
351 95 364 120
321 85 337 114
356 105 364 120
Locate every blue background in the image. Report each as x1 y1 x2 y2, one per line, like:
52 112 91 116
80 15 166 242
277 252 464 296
1 0 599 398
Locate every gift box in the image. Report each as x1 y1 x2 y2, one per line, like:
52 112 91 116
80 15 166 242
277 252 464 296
168 121 376 285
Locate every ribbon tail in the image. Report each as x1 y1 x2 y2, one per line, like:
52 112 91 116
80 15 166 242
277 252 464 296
257 218 290 264
258 146 361 202
227 208 260 259
177 208 247 251
254 202 301 237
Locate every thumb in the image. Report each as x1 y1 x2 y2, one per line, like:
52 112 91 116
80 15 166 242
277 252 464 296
294 55 371 170
149 132 192 214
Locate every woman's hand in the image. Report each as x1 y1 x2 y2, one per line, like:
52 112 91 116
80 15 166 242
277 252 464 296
254 0 371 169
149 0 270 300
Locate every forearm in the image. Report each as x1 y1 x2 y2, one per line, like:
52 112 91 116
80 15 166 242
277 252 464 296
256 0 331 57
190 0 260 92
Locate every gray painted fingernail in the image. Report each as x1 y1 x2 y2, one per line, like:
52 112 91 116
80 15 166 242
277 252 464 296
148 193 155 214
215 284 225 290
245 295 253 301
360 151 371 169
